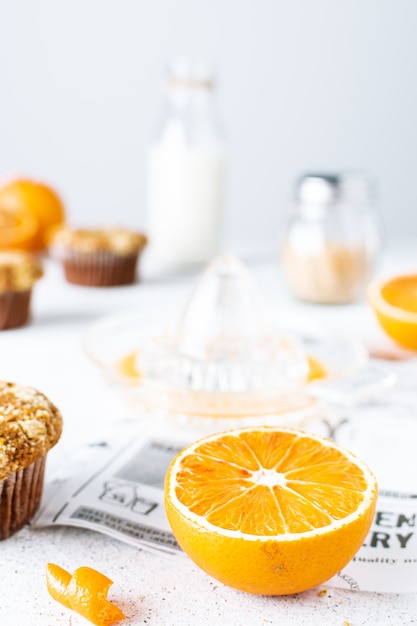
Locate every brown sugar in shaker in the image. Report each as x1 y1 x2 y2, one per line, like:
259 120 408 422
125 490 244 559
281 173 382 304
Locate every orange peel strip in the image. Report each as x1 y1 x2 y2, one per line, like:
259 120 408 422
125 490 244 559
46 563 125 626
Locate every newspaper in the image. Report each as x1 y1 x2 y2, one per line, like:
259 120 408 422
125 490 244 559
34 425 187 558
328 490 416 592
33 358 417 594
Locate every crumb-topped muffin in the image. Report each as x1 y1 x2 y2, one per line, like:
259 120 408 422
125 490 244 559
50 227 148 286
0 251 43 330
0 381 62 539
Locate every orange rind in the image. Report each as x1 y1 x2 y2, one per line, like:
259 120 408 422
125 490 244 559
46 563 125 625
368 274 417 350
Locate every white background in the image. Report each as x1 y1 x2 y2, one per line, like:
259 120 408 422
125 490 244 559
1 0 416 259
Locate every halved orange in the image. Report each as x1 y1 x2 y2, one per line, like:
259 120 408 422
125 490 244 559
368 274 417 350
164 426 377 595
0 178 65 251
46 563 125 625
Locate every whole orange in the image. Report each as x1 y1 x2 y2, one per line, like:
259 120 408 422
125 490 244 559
0 178 65 251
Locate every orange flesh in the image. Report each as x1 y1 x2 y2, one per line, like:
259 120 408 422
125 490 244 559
382 276 417 313
174 430 367 535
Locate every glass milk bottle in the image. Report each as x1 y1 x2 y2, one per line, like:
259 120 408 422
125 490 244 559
147 58 226 271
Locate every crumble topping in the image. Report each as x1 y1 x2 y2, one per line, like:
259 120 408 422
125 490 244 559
50 227 148 255
0 381 62 479
0 252 43 293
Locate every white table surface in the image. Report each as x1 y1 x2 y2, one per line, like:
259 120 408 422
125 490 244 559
0 247 416 626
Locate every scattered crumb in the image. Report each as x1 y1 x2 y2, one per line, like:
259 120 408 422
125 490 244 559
317 589 327 597
343 621 351 626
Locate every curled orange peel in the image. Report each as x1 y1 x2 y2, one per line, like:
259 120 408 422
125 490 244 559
46 563 125 626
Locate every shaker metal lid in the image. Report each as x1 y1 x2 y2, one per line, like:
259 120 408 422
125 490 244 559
295 172 375 212
295 173 341 205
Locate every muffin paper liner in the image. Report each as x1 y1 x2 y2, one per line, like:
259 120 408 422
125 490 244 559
0 456 46 539
0 290 31 330
57 250 140 287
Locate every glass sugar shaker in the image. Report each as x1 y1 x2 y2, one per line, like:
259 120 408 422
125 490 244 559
281 172 383 304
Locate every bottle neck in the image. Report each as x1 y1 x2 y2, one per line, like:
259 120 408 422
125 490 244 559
155 83 223 149
165 82 214 110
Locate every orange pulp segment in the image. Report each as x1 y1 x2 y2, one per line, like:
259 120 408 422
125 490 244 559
382 275 417 312
46 563 125 626
165 426 377 595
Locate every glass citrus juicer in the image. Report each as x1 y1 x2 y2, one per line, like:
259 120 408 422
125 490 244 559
84 253 392 429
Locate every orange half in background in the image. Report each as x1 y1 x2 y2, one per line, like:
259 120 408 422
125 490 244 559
0 178 65 251
368 274 417 350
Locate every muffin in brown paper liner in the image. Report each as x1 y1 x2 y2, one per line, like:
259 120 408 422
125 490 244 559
59 249 140 287
50 227 148 287
0 457 46 539
0 381 63 539
0 252 43 330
